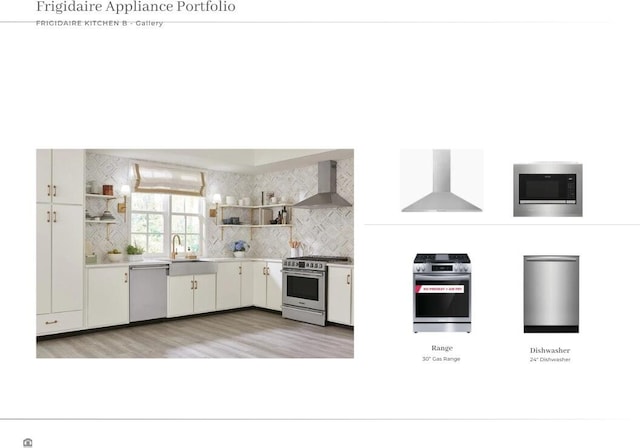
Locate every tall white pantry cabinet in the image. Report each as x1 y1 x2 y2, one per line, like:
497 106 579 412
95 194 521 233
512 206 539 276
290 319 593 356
36 149 85 335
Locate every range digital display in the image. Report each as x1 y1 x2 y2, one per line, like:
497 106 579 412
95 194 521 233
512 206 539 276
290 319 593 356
432 265 453 272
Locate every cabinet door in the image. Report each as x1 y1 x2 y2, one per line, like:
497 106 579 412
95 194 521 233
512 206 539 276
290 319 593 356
240 262 254 307
168 276 195 317
36 204 52 314
51 150 84 205
265 262 283 311
252 262 267 308
328 266 353 325
87 267 129 328
216 262 242 310
193 274 216 314
36 149 52 203
51 204 84 313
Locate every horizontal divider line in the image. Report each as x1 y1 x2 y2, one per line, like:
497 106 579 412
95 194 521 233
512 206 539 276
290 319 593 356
0 417 613 421
364 223 640 226
4 21 605 25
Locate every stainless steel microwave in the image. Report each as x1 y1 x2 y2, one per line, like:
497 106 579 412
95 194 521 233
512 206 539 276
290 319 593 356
513 163 583 217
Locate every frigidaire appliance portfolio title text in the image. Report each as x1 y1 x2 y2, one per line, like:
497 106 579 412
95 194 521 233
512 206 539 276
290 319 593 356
36 0 236 14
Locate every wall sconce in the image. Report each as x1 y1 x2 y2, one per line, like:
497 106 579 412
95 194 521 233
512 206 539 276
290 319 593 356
209 193 222 218
118 185 131 221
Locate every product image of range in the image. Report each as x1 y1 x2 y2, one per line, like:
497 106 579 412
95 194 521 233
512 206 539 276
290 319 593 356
413 253 472 332
402 150 482 212
513 162 583 217
523 255 579 333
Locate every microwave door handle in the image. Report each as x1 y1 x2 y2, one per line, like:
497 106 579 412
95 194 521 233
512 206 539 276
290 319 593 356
415 275 470 282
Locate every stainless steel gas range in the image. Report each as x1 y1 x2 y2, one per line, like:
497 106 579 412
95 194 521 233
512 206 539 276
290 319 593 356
413 253 472 332
282 255 351 326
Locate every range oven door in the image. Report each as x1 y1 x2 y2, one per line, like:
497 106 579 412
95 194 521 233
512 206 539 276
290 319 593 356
413 274 471 323
282 269 326 311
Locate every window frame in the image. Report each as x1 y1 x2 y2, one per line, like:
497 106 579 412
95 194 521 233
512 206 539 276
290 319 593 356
130 192 204 257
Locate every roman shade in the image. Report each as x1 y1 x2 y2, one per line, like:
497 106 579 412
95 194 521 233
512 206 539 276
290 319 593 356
133 162 206 197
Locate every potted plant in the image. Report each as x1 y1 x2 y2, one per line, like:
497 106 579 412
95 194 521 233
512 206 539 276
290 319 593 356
107 248 124 263
127 243 145 261
229 240 250 258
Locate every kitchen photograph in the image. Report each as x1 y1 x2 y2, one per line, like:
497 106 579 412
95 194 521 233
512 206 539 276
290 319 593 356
36 148 354 358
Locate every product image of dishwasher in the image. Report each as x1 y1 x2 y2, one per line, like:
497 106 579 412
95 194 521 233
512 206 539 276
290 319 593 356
129 264 169 322
523 255 579 333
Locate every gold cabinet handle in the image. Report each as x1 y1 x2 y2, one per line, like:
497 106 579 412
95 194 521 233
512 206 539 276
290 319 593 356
52 211 57 223
347 274 351 285
262 267 266 275
239 266 242 275
190 280 194 290
267 267 270 276
53 185 57 197
194 280 198 289
46 211 50 223
47 184 51 197
45 320 58 325
124 272 128 283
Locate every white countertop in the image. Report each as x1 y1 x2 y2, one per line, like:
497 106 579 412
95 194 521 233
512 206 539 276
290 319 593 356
85 257 288 268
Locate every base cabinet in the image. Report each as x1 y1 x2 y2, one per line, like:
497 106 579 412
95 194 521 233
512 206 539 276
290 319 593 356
168 274 216 317
87 267 129 329
328 266 353 325
216 262 253 310
253 261 283 311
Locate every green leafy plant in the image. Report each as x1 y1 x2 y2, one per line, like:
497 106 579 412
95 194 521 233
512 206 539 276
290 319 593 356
126 243 144 255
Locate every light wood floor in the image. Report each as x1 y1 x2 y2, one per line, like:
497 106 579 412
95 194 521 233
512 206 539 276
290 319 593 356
36 308 354 358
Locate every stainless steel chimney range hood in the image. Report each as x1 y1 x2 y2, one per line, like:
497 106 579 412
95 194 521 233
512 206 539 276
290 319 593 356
402 150 482 212
293 160 352 209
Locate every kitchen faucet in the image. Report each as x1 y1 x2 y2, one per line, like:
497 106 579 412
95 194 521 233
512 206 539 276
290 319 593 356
171 234 182 260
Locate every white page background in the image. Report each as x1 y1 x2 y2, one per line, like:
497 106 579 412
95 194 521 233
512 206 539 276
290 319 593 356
1 2 639 446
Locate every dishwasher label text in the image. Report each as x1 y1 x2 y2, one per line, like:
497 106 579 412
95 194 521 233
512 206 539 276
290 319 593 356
416 285 464 294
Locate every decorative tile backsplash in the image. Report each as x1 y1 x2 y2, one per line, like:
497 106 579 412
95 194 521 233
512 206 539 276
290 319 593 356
85 152 354 262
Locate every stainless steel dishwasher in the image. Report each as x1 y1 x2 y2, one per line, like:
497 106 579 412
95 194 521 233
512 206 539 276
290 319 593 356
129 264 169 322
524 255 579 333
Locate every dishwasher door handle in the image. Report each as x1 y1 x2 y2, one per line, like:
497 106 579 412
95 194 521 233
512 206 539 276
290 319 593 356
130 265 169 271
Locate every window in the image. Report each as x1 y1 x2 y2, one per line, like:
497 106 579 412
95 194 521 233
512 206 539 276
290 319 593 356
131 193 203 256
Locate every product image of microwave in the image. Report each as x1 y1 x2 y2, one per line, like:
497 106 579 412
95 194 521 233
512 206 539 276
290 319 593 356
513 162 583 217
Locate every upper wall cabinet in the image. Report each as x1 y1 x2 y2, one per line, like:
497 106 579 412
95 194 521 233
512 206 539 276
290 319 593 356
36 149 85 205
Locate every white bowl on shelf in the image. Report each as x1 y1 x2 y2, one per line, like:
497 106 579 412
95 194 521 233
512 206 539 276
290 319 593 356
107 253 124 262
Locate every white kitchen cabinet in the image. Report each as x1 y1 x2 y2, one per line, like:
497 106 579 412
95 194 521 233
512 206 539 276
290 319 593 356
36 149 84 205
36 149 85 336
193 274 216 314
216 262 242 310
253 261 283 311
328 266 353 325
37 203 84 335
86 266 129 328
251 262 267 308
168 274 216 317
216 261 254 310
240 262 254 307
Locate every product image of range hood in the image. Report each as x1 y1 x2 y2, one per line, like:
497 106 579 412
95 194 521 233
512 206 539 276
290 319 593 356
402 150 482 212
294 160 352 209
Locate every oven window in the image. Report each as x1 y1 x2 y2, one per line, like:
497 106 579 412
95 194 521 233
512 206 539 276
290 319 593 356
415 279 470 318
519 174 576 201
287 276 319 301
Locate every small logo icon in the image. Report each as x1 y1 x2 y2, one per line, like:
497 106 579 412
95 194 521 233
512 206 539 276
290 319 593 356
23 439 33 447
